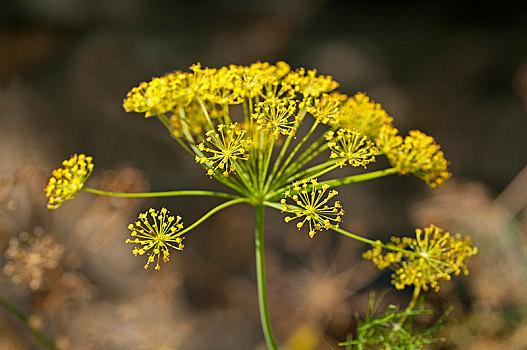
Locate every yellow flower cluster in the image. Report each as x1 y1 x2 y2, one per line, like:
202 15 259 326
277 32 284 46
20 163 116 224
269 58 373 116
284 68 339 98
253 98 300 137
326 128 379 167
377 127 451 187
123 62 452 186
306 92 346 125
195 123 252 177
45 154 94 209
338 92 394 140
125 208 184 270
281 179 344 238
123 62 338 119
363 224 478 291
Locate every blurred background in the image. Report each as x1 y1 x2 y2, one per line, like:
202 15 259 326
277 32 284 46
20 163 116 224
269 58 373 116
1 1 526 349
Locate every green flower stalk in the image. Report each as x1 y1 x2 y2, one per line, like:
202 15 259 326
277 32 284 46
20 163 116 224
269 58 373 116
45 61 475 349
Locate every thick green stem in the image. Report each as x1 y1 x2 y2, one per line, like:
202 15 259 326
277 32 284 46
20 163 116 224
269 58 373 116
82 188 240 200
0 296 57 350
255 205 278 349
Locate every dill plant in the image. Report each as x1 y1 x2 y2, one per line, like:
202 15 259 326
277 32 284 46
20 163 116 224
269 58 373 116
45 62 477 349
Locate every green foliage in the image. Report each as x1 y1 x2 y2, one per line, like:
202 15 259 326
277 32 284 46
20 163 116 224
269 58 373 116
339 293 451 350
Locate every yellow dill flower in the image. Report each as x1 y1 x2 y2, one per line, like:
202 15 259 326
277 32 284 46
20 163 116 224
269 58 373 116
45 154 94 209
176 63 217 105
281 179 345 238
306 92 347 125
325 128 379 167
363 224 478 291
338 92 394 140
125 208 184 270
205 65 244 105
195 123 252 177
375 124 403 154
123 73 183 118
284 68 339 98
253 98 299 137
385 130 451 187
240 61 291 99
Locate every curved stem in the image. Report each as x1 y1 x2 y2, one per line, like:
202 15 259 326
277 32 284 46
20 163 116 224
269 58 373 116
255 205 278 349
0 296 57 350
176 198 248 236
262 201 423 260
82 188 240 200
330 226 420 258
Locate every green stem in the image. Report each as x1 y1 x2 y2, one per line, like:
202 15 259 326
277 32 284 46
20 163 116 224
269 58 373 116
82 188 240 200
197 97 215 129
322 167 398 188
285 160 337 184
255 205 278 349
272 118 318 185
222 103 232 124
0 296 57 350
277 126 331 181
263 109 308 192
157 114 193 156
399 285 422 326
262 201 422 259
265 162 339 200
260 135 275 192
330 226 427 260
176 198 248 236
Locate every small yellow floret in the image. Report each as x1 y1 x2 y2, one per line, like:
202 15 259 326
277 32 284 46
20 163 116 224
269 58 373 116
284 68 339 98
281 179 345 238
195 123 252 177
45 154 94 209
325 128 379 167
253 98 299 137
125 207 185 270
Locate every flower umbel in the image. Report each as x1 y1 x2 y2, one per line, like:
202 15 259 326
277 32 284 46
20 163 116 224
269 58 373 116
338 92 394 140
253 98 299 137
363 224 478 291
384 130 451 187
281 179 344 238
196 123 252 177
307 92 346 125
325 128 379 167
45 154 94 209
126 208 184 270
